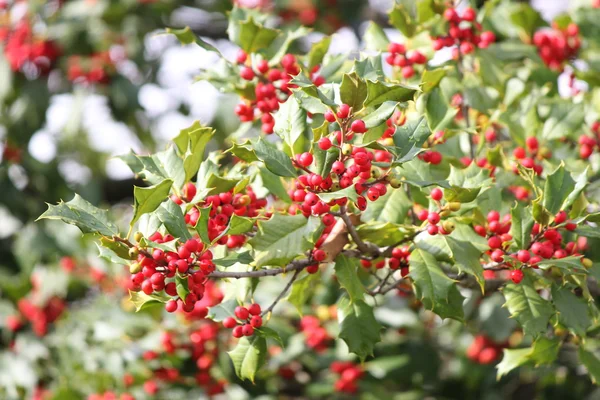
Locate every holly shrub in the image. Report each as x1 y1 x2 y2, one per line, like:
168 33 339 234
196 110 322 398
5 0 600 399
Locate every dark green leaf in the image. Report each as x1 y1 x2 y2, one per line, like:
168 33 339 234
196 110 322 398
253 138 297 177
132 179 173 225
228 336 267 383
338 297 382 361
334 254 365 302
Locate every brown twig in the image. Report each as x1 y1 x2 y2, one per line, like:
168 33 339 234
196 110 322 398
261 269 302 317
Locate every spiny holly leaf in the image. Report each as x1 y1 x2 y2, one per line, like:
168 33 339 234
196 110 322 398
423 87 458 132
445 164 493 203
389 4 416 37
213 251 254 268
255 326 284 347
132 147 186 189
234 17 278 55
129 290 170 312
253 138 297 178
287 271 321 316
352 56 385 81
175 275 190 301
502 275 554 337
510 203 534 250
340 72 368 112
311 142 339 178
364 22 389 51
334 254 365 302
165 26 222 55
551 284 591 336
249 214 323 267
172 121 214 182
307 36 332 69
409 248 465 321
357 223 415 247
38 195 119 237
360 188 410 224
364 80 417 108
363 101 398 129
273 96 307 149
578 346 600 384
542 163 576 215
316 186 358 203
196 206 212 244
227 141 259 163
496 337 560 379
421 68 447 93
391 116 431 165
536 256 587 276
416 234 485 291
156 199 192 241
338 297 382 361
228 335 267 383
131 179 173 226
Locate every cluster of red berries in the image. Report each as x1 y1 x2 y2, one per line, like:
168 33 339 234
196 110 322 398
508 185 531 201
385 42 427 79
0 20 60 74
11 296 65 337
417 188 460 236
381 110 407 139
466 335 508 365
128 232 214 313
234 52 325 134
330 361 364 394
223 303 263 337
578 122 600 159
512 137 546 176
360 246 411 277
300 315 331 352
87 392 134 400
432 7 496 58
178 184 267 248
533 24 580 71
67 52 114 84
477 210 585 284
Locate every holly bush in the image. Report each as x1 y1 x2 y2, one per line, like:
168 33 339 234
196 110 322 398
6 0 600 399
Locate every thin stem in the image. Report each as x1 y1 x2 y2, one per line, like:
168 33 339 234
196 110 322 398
261 269 302 317
339 205 376 255
208 259 310 279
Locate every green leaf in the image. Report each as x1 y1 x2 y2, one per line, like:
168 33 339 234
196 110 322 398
316 186 359 203
496 337 559 379
176 276 190 301
227 141 259 163
416 234 485 291
356 223 413 247
129 290 170 312
135 147 186 188
541 102 585 141
420 68 447 93
196 206 212 244
391 116 431 164
352 56 385 81
579 347 600 384
363 101 398 129
511 203 534 250
225 215 255 236
312 142 339 178
96 243 130 264
509 3 546 39
37 195 119 237
536 256 586 276
132 179 173 226
292 88 329 114
213 251 254 268
542 163 575 215
551 284 591 336
334 255 365 302
235 17 279 54
445 164 493 203
256 326 284 347
228 336 267 383
273 96 307 149
365 80 417 108
307 36 331 69
340 72 368 112
409 249 465 321
502 276 554 337
249 214 323 267
253 138 297 178
173 121 214 182
424 87 457 132
207 298 238 322
156 199 192 240
338 297 382 361
259 167 291 202
287 271 320 315
165 26 223 55
360 188 410 224
364 22 389 51
265 26 309 65
389 5 416 37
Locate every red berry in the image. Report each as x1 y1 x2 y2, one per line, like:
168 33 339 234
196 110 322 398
427 224 439 235
318 137 332 150
517 250 531 263
223 317 237 329
332 161 345 175
248 303 261 316
510 269 524 284
240 66 255 80
430 188 443 201
337 104 350 119
350 119 367 133
324 110 336 122
526 136 539 151
242 324 254 336
366 187 380 201
462 7 476 21
428 212 440 225
417 209 429 221
232 325 244 338
487 236 502 249
313 249 326 262
235 306 249 320
165 300 178 313
298 152 314 167
491 249 504 263
250 315 263 328
487 210 500 222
